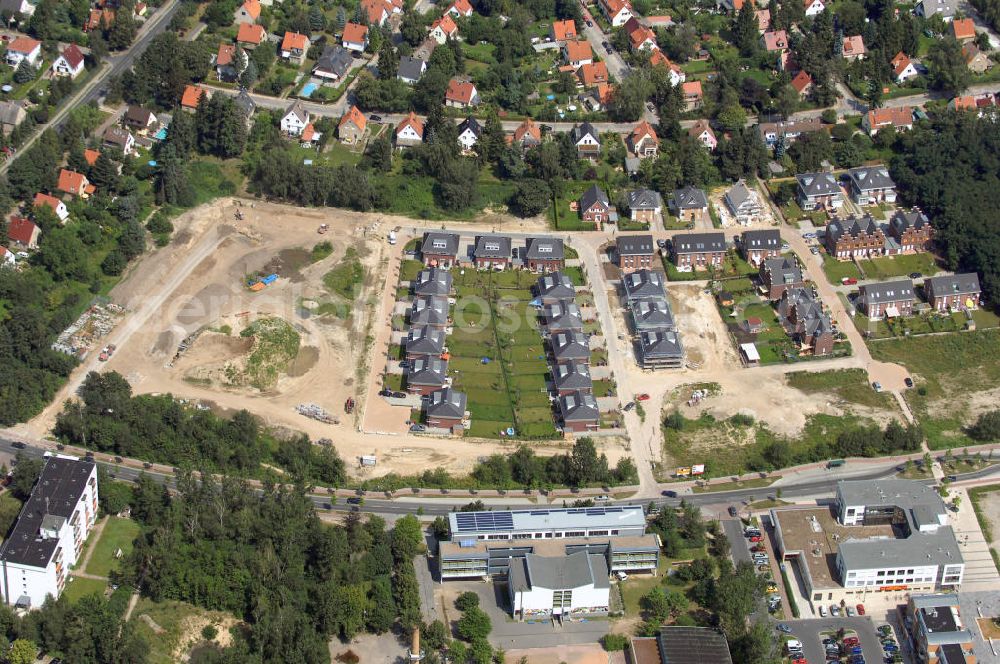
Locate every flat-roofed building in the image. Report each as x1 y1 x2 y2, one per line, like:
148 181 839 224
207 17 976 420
447 504 647 541
906 594 976 664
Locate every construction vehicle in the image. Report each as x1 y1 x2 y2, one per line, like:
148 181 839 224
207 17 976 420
344 397 355 414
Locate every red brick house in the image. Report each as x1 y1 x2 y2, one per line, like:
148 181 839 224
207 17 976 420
925 273 981 312
760 257 804 300
778 288 835 356
424 388 467 431
579 185 614 226
857 279 915 319
887 210 933 254
741 229 781 266
825 214 886 260
406 357 449 395
558 390 600 432
421 231 460 267
672 232 726 270
523 237 564 272
616 235 655 272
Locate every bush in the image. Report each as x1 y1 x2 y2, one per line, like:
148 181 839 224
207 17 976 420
729 413 755 427
455 607 491 642
602 634 629 651
201 625 218 640
664 410 686 431
101 249 127 276
969 410 1000 441
455 591 479 612
147 211 174 235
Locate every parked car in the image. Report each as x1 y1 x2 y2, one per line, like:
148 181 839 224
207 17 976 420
623 401 636 411
636 393 650 401
776 624 792 634
391 391 407 398
909 272 922 279
904 377 914 388
819 604 828 617
728 505 738 517
856 603 866 615
847 606 856 616
810 246 820 254
842 277 858 285
409 424 427 432
872 381 883 392
369 114 382 122
831 605 841 616
586 19 593 26
379 388 393 397
803 232 817 239
11 441 25 449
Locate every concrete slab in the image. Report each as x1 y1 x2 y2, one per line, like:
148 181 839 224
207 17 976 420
505 643 610 664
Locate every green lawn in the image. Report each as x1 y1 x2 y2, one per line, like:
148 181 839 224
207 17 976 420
62 575 108 604
324 248 365 299
822 254 863 284
857 253 940 280
785 368 896 410
85 517 141 578
188 158 243 206
853 309 999 340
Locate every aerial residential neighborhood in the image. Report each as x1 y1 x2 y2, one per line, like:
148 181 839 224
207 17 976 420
0 0 996 661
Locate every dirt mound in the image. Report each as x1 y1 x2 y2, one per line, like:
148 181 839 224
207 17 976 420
286 346 319 377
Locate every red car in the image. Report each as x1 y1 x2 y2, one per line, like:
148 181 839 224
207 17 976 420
750 535 762 542
636 393 650 401
844 637 859 646
856 604 865 615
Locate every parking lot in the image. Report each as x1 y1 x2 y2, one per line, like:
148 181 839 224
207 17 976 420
783 617 894 664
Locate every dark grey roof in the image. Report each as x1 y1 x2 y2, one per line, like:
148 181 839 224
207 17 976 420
422 231 460 257
762 257 803 286
657 627 734 664
796 171 840 197
413 267 452 296
778 287 831 337
848 165 896 192
283 100 308 124
827 214 881 243
926 273 981 298
234 89 256 117
838 525 962 571
672 186 708 210
425 387 466 418
616 234 654 256
572 121 599 144
0 457 95 569
406 325 446 354
673 232 726 254
639 329 683 358
410 296 450 326
103 125 132 148
626 189 662 211
889 209 930 234
918 0 958 16
554 360 592 391
725 180 756 210
579 184 610 211
397 56 426 82
457 116 481 139
474 235 512 259
125 105 155 126
537 271 576 299
623 269 665 301
551 331 590 360
510 551 608 592
314 45 352 78
544 300 583 331
742 229 780 251
859 279 914 305
630 298 674 330
407 357 449 385
558 390 600 422
524 237 564 261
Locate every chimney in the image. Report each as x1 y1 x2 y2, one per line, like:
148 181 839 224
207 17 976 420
409 627 424 661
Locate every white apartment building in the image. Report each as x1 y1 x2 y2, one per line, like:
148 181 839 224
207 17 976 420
0 456 98 609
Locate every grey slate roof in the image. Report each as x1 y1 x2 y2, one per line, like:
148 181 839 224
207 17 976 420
410 296 450 326
918 0 958 17
616 234 654 256
544 300 583 331
510 551 609 592
626 189 662 211
673 232 726 254
762 257 803 286
413 267 452 296
103 125 132 149
537 271 576 300
425 387 466 418
572 121 599 145
314 45 352 78
672 186 708 210
551 331 590 361
622 269 665 301
796 171 840 197
725 180 756 210
848 165 896 192
422 231 460 257
524 237 564 261
558 390 600 422
579 184 610 211
827 214 881 243
553 360 592 391
889 209 930 235
0 457 95 569
405 325 446 355
407 357 449 386
656 627 735 664
0 100 26 126
397 56 426 82
926 273 981 298
639 329 684 359
234 89 256 117
474 235 512 259
858 279 914 305
838 526 962 571
742 229 781 252
284 100 308 125
778 287 832 338
630 298 675 330
458 116 481 140
125 105 155 126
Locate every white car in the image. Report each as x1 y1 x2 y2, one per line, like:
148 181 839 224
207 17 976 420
616 571 628 581
831 605 841 616
819 604 828 617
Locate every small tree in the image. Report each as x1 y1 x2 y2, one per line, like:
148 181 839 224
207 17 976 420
456 591 480 612
13 60 34 85
456 607 492 642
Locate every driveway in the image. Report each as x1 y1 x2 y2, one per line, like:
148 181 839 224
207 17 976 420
783 617 885 664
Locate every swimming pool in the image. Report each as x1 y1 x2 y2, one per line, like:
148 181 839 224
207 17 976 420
153 127 167 140
301 82 318 97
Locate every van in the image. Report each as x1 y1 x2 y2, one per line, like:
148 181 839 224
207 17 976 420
786 640 803 653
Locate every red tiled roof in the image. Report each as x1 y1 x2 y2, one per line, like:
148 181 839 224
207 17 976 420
396 111 424 137
564 39 593 62
445 78 477 104
301 123 318 142
60 44 85 69
577 61 608 85
551 19 577 40
57 169 88 195
241 0 261 19
762 30 788 51
339 105 367 132
953 18 976 40
343 22 368 44
628 25 657 49
7 216 38 246
682 80 703 98
842 35 865 56
217 44 235 67
84 149 101 166
791 70 813 94
33 193 63 215
630 120 658 146
866 106 913 129
282 31 309 52
514 118 540 142
237 23 266 45
181 85 205 109
449 0 473 14
431 14 458 35
891 51 912 77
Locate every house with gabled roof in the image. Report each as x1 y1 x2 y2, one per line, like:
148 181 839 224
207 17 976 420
537 271 576 304
672 232 726 270
405 325 446 360
803 0 825 16
558 390 600 431
234 0 261 24
445 78 479 108
33 193 68 223
740 228 781 266
551 331 590 364
7 216 39 249
57 169 95 198
421 232 460 267
314 45 353 81
523 237 564 272
413 267 453 298
863 106 913 135
649 50 685 86
760 257 804 300
796 171 843 210
409 296 450 327
0 100 26 136
577 61 609 87
52 44 85 79
563 40 593 67
406 357 450 395
762 30 788 52
543 300 583 334
281 32 310 63
457 116 481 153
639 329 684 369
847 165 896 206
102 125 135 155
791 70 813 97
858 279 915 319
725 180 764 226
578 184 614 226
572 122 600 159
841 35 866 60
429 15 459 44
825 213 885 259
396 112 425 148
598 0 633 26
551 19 578 42
281 100 309 136
670 186 709 225
626 121 658 158
124 105 157 133
777 288 835 355
474 235 512 270
446 0 474 17
342 22 369 52
628 23 658 52
398 56 427 84
681 80 703 110
425 387 467 431
338 105 367 145
361 0 390 25
630 298 674 332
616 235 655 272
925 273 980 311
180 84 205 111
963 43 991 73
237 23 267 49
215 44 244 83
553 360 592 396
512 118 542 150
916 0 958 21
625 190 662 224
887 209 933 253
623 269 665 301
952 18 977 42
891 51 919 82
688 119 717 151
5 37 40 67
